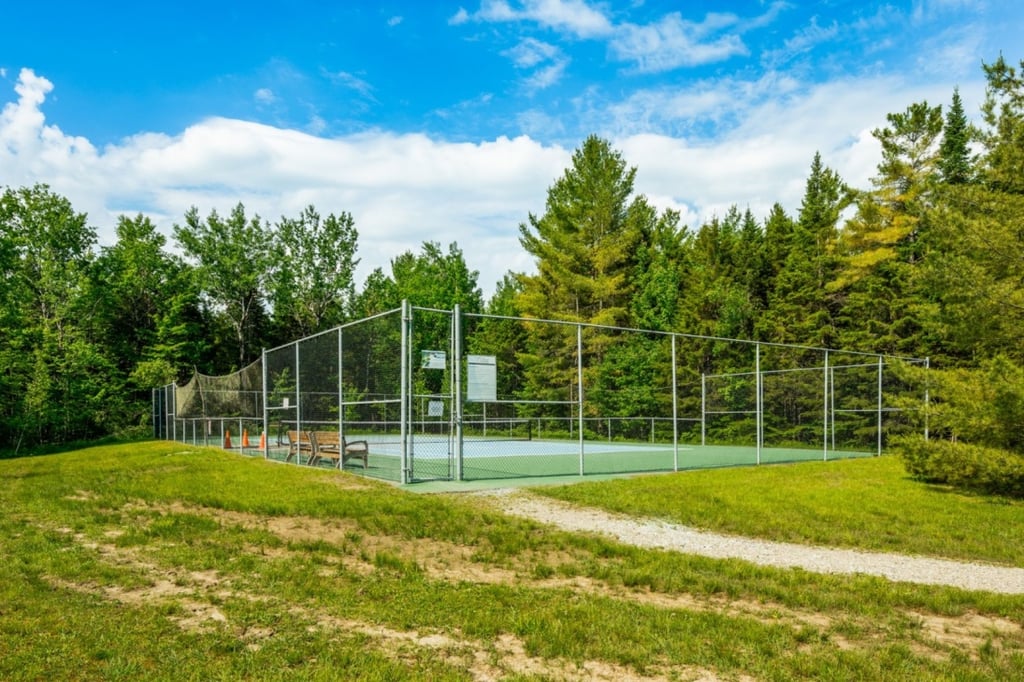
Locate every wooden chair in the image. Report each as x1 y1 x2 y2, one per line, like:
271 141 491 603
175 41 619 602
311 431 369 468
285 430 315 464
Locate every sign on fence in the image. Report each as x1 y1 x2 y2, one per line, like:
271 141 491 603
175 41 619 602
467 355 497 402
421 350 447 370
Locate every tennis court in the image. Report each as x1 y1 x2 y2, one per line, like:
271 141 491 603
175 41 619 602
158 300 928 485
254 429 874 484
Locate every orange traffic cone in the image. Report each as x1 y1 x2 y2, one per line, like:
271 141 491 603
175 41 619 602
259 431 266 449
241 429 250 448
224 429 232 449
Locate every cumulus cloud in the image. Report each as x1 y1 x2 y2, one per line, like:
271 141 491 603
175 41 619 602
0 69 566 291
0 66 987 296
614 72 987 225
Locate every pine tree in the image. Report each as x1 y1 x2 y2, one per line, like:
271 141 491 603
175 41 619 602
763 154 849 347
833 102 942 354
517 135 660 420
923 57 1024 363
518 135 652 328
938 87 975 185
629 208 688 331
980 56 1024 194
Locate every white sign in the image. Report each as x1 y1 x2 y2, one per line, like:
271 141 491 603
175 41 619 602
421 350 447 370
467 355 497 402
428 400 444 417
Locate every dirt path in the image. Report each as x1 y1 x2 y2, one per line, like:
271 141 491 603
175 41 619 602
477 489 1024 595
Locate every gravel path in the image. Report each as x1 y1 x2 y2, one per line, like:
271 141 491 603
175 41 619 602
479 489 1024 595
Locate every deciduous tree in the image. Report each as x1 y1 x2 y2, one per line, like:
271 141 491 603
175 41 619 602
173 203 271 369
269 205 359 341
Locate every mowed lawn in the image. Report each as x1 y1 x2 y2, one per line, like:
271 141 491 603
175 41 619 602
1 441 1022 681
537 454 1024 567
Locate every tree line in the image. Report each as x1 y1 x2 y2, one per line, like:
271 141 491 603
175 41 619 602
2 57 1023 489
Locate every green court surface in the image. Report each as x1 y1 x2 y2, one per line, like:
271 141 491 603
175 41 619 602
237 437 875 491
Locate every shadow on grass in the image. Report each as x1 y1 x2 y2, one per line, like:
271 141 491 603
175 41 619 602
0 430 151 461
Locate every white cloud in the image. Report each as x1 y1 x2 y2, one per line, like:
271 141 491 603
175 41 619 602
503 38 569 91
463 0 613 38
387 15 403 27
503 37 560 68
611 12 749 73
0 69 566 293
741 1 790 31
325 70 375 99
448 7 470 25
615 72 988 226
911 0 984 23
522 58 569 91
914 23 987 79
461 3 769 75
307 114 327 135
760 17 840 69
254 88 277 105
0 67 989 297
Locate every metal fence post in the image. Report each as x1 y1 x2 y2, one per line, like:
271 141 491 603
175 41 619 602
295 341 301 464
877 355 883 456
337 329 344 469
262 348 269 459
830 365 836 452
672 334 679 472
172 384 177 443
453 304 463 482
400 299 411 484
700 373 706 446
756 343 762 465
577 324 584 476
823 350 829 461
924 357 930 442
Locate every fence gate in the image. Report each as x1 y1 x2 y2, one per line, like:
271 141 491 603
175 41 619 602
404 305 458 482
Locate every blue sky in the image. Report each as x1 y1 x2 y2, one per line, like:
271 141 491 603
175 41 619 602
2 1 1022 294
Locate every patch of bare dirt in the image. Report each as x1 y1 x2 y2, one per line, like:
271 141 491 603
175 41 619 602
912 610 1022 654
45 496 1024 675
141 500 520 585
303 610 723 682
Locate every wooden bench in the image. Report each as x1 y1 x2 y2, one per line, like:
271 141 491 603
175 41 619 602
311 431 369 469
285 430 315 464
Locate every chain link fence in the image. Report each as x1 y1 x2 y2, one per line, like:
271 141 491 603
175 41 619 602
156 302 930 483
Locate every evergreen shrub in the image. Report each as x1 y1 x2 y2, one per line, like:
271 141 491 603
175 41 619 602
897 437 1024 498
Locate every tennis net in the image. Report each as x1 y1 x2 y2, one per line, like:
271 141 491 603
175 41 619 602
343 417 533 443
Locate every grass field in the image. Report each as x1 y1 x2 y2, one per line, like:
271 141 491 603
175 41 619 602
2 441 1023 680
